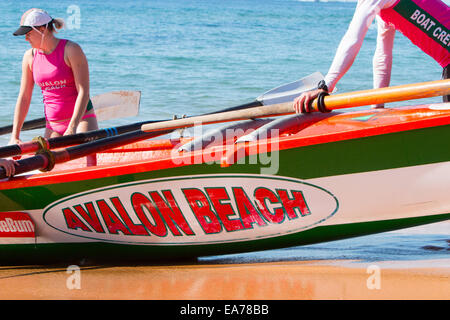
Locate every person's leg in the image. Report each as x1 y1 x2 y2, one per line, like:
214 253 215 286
76 114 98 133
76 115 99 166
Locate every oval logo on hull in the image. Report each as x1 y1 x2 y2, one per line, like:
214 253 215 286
43 174 339 245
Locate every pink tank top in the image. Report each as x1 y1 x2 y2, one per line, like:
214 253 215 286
379 0 450 67
32 39 79 122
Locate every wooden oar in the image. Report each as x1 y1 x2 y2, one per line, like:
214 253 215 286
0 91 141 136
0 74 325 177
309 79 450 111
141 79 450 132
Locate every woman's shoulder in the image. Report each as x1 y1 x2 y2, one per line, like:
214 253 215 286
63 39 88 67
64 39 83 51
22 48 34 65
23 48 34 58
63 40 86 58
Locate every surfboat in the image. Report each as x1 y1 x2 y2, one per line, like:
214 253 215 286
0 103 449 262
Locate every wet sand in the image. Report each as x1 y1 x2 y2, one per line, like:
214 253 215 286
0 259 448 300
1 223 449 300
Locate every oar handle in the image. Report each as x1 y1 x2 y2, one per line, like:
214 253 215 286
311 79 450 112
0 154 49 179
0 118 46 136
141 103 292 132
0 121 160 159
0 129 172 179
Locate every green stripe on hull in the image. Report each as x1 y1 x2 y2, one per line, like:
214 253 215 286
0 213 448 264
1 124 449 211
276 123 450 179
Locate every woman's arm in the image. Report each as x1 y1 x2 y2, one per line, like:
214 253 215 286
9 49 35 145
294 1 378 113
324 0 383 92
294 0 397 113
64 41 90 136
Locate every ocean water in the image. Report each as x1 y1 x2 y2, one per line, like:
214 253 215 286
0 0 444 142
0 0 448 264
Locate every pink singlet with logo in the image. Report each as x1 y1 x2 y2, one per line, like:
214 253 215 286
379 0 450 68
32 39 95 135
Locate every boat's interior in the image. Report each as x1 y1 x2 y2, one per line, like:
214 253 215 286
54 112 338 172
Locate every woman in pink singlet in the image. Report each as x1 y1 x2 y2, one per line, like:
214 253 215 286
293 0 450 113
9 8 98 145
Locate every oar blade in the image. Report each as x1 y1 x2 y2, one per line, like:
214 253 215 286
92 91 141 121
257 72 324 105
0 91 142 136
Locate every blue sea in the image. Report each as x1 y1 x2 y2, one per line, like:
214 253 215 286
0 0 448 265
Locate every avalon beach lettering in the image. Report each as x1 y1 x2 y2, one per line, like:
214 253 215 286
43 175 338 244
38 79 67 91
61 187 310 237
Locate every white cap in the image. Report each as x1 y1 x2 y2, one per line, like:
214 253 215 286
13 8 53 36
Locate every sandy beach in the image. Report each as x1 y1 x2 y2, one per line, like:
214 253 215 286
0 258 448 300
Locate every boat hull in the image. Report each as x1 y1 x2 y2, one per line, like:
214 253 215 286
1 104 449 261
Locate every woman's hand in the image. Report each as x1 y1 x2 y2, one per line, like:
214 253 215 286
0 159 17 177
63 126 76 136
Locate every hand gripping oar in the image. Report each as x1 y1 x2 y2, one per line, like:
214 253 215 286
308 79 450 112
0 91 141 136
141 79 450 132
0 73 324 159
